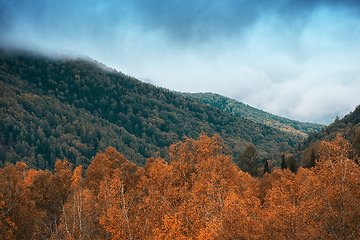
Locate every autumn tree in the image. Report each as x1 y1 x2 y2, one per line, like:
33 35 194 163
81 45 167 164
152 134 261 239
313 136 360 239
0 162 40 239
259 167 328 239
6 132 360 239
84 147 135 238
218 172 261 239
152 134 220 238
27 159 74 238
144 157 178 239
261 169 299 239
85 147 129 195
53 165 96 239
98 159 148 240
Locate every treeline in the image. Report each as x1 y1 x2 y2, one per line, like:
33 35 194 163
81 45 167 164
1 134 360 239
0 49 300 169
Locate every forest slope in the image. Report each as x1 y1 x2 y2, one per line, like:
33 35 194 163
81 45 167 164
297 105 360 165
0 49 300 169
180 92 324 137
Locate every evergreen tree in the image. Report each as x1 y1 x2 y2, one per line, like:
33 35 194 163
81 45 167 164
238 145 261 177
309 148 316 168
281 154 287 170
264 158 270 174
286 155 298 173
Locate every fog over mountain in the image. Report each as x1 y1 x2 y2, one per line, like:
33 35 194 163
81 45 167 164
1 0 360 124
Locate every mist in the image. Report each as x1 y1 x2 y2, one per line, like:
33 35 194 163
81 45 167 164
1 0 360 124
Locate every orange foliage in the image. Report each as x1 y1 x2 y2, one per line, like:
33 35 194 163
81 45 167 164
151 134 261 239
0 162 41 239
2 134 360 239
98 160 147 239
313 136 360 239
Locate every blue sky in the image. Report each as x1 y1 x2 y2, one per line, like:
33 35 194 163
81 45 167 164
1 0 360 124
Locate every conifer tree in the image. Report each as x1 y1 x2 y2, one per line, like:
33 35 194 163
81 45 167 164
264 158 270 174
238 144 261 177
286 156 298 173
309 148 316 168
281 154 287 169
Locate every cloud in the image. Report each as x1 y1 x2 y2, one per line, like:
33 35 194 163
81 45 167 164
2 0 359 46
128 0 360 45
1 0 360 124
127 0 263 43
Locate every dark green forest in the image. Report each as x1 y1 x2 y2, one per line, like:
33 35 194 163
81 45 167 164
178 92 360 167
180 92 324 137
1 49 360 240
0 49 301 170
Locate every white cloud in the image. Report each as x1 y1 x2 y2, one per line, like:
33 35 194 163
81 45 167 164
2 1 360 124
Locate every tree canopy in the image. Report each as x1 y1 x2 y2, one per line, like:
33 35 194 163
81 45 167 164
1 134 360 239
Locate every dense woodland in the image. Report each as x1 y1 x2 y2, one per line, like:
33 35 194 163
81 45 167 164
1 134 360 239
297 105 360 167
180 92 324 137
0 49 300 170
2 49 360 239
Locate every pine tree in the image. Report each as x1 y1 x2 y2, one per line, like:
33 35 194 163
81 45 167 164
309 148 316 168
264 158 270 174
238 145 261 177
286 156 298 173
281 154 287 170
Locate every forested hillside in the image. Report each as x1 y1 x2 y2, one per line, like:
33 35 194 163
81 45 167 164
0 49 300 169
298 105 360 167
1 134 360 239
180 92 324 137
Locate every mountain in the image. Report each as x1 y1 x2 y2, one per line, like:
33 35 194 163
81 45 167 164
0 49 301 169
301 105 360 148
297 105 360 165
179 92 324 137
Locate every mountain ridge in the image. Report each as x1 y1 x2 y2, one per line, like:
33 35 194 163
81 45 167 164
0 49 301 169
179 92 324 137
298 104 360 165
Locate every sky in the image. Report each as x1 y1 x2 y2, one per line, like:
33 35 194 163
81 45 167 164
1 0 360 124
